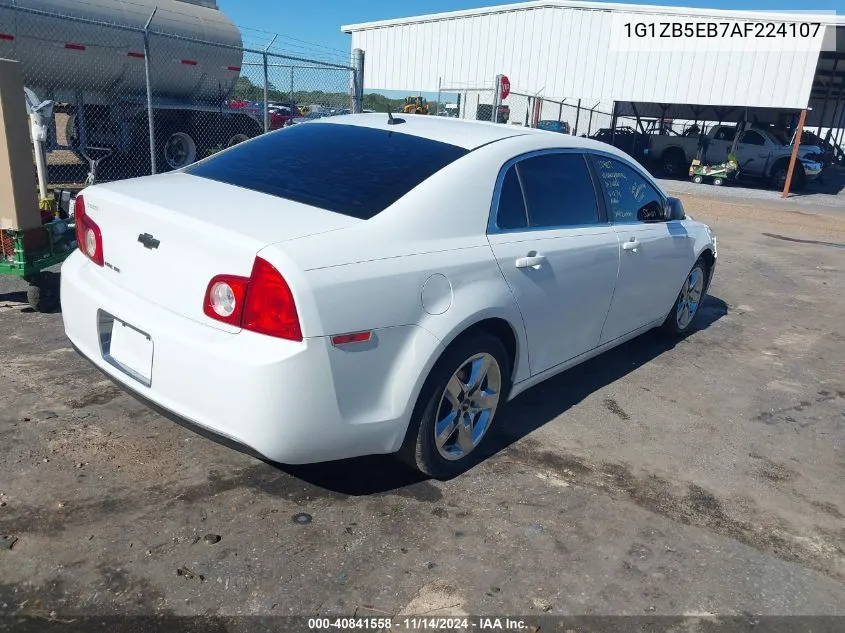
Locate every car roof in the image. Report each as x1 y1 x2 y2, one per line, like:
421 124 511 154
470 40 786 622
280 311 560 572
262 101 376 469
317 113 617 153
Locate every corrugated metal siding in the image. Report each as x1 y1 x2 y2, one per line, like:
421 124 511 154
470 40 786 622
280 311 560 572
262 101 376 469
349 5 824 109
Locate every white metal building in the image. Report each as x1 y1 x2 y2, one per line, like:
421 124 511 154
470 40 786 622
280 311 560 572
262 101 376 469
343 1 845 140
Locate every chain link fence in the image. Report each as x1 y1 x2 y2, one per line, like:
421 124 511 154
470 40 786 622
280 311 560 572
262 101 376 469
437 78 655 168
1 1 360 195
437 80 622 136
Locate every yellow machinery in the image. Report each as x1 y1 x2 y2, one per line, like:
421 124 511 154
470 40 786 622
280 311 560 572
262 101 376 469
402 96 429 115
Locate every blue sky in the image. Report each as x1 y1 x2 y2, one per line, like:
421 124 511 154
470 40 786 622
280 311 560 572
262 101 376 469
219 0 841 62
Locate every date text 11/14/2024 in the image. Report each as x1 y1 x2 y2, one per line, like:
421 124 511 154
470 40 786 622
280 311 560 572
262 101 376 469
307 617 532 630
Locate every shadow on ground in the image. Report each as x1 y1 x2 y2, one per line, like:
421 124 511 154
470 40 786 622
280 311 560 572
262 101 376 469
274 295 730 494
89 289 728 496
0 271 62 313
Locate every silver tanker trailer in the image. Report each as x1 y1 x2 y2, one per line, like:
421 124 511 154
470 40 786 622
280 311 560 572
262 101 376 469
0 0 263 176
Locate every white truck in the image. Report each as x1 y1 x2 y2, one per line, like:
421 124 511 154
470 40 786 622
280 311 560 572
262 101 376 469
0 0 263 176
648 124 825 189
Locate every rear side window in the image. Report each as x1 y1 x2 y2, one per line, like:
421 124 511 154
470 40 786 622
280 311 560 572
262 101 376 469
496 166 528 229
517 153 599 228
185 123 468 219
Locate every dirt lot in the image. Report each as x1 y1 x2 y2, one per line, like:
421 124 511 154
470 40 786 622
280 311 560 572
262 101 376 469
0 191 843 628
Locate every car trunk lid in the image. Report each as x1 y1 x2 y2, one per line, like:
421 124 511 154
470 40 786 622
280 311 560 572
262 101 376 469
80 173 359 330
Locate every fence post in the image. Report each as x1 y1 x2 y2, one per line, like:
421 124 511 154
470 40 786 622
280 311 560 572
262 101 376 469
262 52 269 133
574 99 581 135
610 101 619 146
351 48 364 113
835 105 845 158
262 36 277 133
492 75 502 123
143 8 157 175
289 67 294 112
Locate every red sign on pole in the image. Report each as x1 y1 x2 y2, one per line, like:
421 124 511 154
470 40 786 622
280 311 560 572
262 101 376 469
500 75 510 100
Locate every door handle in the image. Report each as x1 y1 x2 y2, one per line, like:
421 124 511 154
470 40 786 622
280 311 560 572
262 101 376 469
622 238 640 253
515 254 546 269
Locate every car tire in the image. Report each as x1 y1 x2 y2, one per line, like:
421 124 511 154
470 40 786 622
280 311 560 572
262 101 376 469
660 257 709 337
399 330 511 479
157 125 198 172
26 282 41 312
769 160 805 191
692 175 703 184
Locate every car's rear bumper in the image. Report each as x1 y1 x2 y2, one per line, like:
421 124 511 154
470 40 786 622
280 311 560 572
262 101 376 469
60 252 436 464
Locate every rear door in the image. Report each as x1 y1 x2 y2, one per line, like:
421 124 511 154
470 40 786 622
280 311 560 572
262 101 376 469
589 154 696 344
486 151 620 376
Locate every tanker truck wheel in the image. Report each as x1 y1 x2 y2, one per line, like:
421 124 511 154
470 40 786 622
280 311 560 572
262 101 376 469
158 127 198 171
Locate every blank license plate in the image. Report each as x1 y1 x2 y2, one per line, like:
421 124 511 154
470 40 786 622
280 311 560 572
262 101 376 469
108 319 153 384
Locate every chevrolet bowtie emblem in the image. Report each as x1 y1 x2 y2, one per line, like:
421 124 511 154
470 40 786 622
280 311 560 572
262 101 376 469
138 233 160 250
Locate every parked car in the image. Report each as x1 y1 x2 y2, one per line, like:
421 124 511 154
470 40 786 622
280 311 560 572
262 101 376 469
537 120 571 134
287 112 327 126
770 129 834 168
590 126 650 162
648 124 824 189
61 115 716 478
267 105 300 129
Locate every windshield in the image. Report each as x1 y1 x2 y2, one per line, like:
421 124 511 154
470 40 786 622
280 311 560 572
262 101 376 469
185 123 469 219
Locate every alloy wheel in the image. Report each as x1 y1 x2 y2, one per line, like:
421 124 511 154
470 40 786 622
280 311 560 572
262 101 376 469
434 353 502 461
676 265 705 330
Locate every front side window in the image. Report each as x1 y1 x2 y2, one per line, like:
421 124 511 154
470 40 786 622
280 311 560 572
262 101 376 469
590 155 664 223
515 153 599 228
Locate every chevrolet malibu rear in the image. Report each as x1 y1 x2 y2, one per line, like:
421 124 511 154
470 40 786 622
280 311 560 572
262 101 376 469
61 118 478 467
63 114 716 478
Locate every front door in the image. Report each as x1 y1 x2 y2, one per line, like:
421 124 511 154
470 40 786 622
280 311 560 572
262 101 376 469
588 154 696 344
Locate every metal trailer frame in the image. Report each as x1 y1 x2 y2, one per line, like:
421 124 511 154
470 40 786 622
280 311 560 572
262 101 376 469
0 219 76 311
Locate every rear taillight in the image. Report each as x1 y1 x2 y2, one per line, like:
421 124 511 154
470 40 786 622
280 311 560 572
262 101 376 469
73 195 104 266
203 257 302 341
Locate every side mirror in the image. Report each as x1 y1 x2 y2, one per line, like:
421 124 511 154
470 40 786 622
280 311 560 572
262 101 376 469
665 197 686 221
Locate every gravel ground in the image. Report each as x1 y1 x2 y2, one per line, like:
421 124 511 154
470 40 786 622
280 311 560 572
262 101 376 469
0 192 843 630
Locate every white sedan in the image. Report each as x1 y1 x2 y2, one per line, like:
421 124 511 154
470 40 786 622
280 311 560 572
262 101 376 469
61 114 716 478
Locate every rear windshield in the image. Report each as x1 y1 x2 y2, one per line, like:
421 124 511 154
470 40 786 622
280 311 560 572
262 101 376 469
185 123 469 219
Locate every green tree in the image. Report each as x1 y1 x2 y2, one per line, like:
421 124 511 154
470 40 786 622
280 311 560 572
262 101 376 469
231 77 406 113
231 77 262 101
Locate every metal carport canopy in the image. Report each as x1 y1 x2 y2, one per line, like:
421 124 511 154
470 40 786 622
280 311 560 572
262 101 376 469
342 1 844 113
